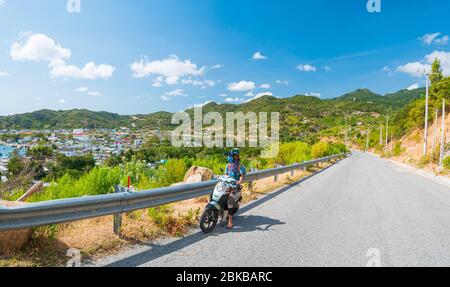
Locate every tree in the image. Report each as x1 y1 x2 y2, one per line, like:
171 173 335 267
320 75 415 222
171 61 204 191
7 150 24 176
28 145 53 160
48 153 96 179
430 58 443 85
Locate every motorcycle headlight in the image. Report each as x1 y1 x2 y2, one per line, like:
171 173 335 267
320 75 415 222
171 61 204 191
214 182 226 193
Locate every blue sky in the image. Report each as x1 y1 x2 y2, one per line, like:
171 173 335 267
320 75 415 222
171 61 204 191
0 0 449 116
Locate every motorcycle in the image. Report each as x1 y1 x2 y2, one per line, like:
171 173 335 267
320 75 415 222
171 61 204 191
199 175 241 233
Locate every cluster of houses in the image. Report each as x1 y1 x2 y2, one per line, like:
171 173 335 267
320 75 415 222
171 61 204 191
0 128 151 181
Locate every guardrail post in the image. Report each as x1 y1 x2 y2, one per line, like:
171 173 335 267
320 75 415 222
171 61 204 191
113 185 123 236
274 175 278 182
290 170 295 177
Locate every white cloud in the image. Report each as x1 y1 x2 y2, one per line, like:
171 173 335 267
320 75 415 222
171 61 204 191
227 81 256 92
397 50 450 77
49 59 115 80
305 92 321 98
225 97 245 103
297 64 316 72
252 52 268 60
397 62 429 77
161 95 170 101
88 91 102 97
165 88 186 97
420 32 448 46
10 33 114 80
275 80 289 86
219 93 228 97
11 33 71 62
260 83 271 89
202 80 216 88
181 78 203 86
211 64 223 69
0 0 6 7
435 35 449 46
324 66 332 71
0 71 9 77
182 78 216 89
193 100 214 108
161 88 187 101
425 51 450 75
407 83 419 90
245 91 254 97
75 86 102 96
130 55 206 85
76 87 88 92
59 98 66 104
246 92 273 103
152 76 164 87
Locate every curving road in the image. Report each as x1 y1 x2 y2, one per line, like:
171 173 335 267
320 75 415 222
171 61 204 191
95 152 450 267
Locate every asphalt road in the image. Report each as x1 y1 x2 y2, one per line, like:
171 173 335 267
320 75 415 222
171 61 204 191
96 152 450 267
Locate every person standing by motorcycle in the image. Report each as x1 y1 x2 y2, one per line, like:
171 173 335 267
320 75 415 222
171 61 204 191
224 149 246 229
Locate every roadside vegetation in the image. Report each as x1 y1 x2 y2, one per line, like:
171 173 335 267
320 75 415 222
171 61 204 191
2 139 346 202
0 139 344 266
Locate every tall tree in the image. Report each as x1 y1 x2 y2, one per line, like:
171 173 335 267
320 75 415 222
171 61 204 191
430 58 443 85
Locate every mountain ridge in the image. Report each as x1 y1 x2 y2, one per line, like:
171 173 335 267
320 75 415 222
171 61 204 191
0 88 425 130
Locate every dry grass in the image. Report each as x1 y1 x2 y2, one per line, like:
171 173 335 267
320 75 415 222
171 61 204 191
382 113 449 176
0 163 330 267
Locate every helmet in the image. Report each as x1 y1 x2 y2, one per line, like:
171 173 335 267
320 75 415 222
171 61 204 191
231 149 240 156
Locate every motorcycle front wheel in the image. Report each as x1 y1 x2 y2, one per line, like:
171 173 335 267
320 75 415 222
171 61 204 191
199 207 219 233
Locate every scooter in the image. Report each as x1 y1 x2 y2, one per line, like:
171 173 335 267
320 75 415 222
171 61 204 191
199 175 241 233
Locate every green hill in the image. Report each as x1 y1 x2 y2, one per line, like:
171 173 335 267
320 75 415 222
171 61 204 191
0 88 425 136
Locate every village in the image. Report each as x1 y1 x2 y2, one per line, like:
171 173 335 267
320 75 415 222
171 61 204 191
0 128 164 182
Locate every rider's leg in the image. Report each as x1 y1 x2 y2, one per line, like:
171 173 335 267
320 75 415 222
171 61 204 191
227 193 236 229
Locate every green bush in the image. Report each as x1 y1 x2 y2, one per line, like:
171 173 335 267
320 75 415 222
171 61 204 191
191 156 224 175
392 142 403 157
443 156 450 170
311 142 332 159
270 142 311 166
148 205 175 229
30 166 121 202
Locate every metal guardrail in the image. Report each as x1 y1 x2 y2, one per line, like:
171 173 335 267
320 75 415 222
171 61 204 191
0 153 348 232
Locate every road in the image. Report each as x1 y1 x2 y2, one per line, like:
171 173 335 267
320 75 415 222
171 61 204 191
95 152 450 267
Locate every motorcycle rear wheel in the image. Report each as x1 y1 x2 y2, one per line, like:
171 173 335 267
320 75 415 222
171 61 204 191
200 208 219 233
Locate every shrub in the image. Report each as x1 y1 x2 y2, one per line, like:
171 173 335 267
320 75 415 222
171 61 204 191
443 156 450 170
30 166 121 202
270 142 311 166
392 142 403 157
148 205 176 229
192 156 224 175
311 142 332 159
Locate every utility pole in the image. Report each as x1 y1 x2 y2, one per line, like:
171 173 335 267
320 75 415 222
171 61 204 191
439 99 446 168
422 71 440 156
366 129 370 152
390 133 394 154
385 116 389 154
344 116 348 148
432 109 439 154
423 73 430 157
379 126 383 146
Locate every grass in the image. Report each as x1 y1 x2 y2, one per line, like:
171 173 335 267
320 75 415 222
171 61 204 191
0 141 346 266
